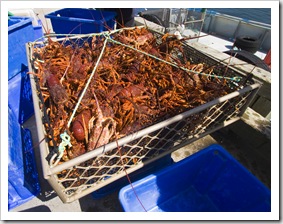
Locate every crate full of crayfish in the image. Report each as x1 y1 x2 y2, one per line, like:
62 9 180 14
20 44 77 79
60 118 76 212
27 26 261 203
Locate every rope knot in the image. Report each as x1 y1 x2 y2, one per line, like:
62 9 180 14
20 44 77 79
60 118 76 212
58 131 72 157
50 131 72 168
59 132 72 150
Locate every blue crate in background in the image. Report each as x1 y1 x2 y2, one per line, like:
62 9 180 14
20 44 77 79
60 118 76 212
92 154 173 199
119 144 271 212
8 17 33 80
8 65 34 124
33 19 44 40
8 106 40 211
45 8 116 35
8 16 43 80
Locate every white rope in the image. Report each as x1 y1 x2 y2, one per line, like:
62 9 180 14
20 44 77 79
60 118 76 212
67 34 109 128
49 34 109 167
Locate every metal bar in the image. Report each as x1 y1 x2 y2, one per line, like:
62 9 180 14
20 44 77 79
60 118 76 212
211 13 270 29
258 29 270 51
184 19 204 24
197 11 206 41
232 20 242 40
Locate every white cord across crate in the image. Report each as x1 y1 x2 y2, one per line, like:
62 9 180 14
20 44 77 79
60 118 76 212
49 34 109 167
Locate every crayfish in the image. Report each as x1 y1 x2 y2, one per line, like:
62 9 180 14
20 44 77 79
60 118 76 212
32 27 234 163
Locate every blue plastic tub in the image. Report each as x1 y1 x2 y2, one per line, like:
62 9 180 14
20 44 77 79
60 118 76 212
33 19 44 39
8 16 43 80
8 106 40 210
45 8 116 35
119 144 271 212
8 65 34 124
92 154 173 199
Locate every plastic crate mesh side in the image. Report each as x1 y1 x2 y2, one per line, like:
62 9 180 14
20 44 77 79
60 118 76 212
19 67 35 124
21 128 41 196
8 19 33 79
8 108 40 210
8 65 35 124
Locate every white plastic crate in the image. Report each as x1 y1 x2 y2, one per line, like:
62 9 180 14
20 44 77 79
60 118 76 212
27 27 261 203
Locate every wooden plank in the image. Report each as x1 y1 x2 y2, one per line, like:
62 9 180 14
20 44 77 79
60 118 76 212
134 17 165 33
250 97 271 117
241 107 271 139
255 81 271 100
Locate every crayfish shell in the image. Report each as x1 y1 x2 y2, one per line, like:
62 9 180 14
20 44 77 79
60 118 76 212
46 72 69 105
72 110 91 141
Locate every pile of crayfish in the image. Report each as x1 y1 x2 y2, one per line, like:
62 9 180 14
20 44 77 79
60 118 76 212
32 27 234 163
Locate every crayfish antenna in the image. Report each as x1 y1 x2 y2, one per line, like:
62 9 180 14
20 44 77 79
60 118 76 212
92 90 103 120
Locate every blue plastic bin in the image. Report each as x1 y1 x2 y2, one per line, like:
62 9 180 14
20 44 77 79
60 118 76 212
8 16 43 80
33 19 44 39
8 106 40 210
45 8 116 35
8 65 34 124
119 144 271 212
92 154 173 199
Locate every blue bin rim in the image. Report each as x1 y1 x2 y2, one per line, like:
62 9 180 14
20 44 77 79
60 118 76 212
45 8 117 23
119 144 271 196
119 144 271 212
8 16 33 32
